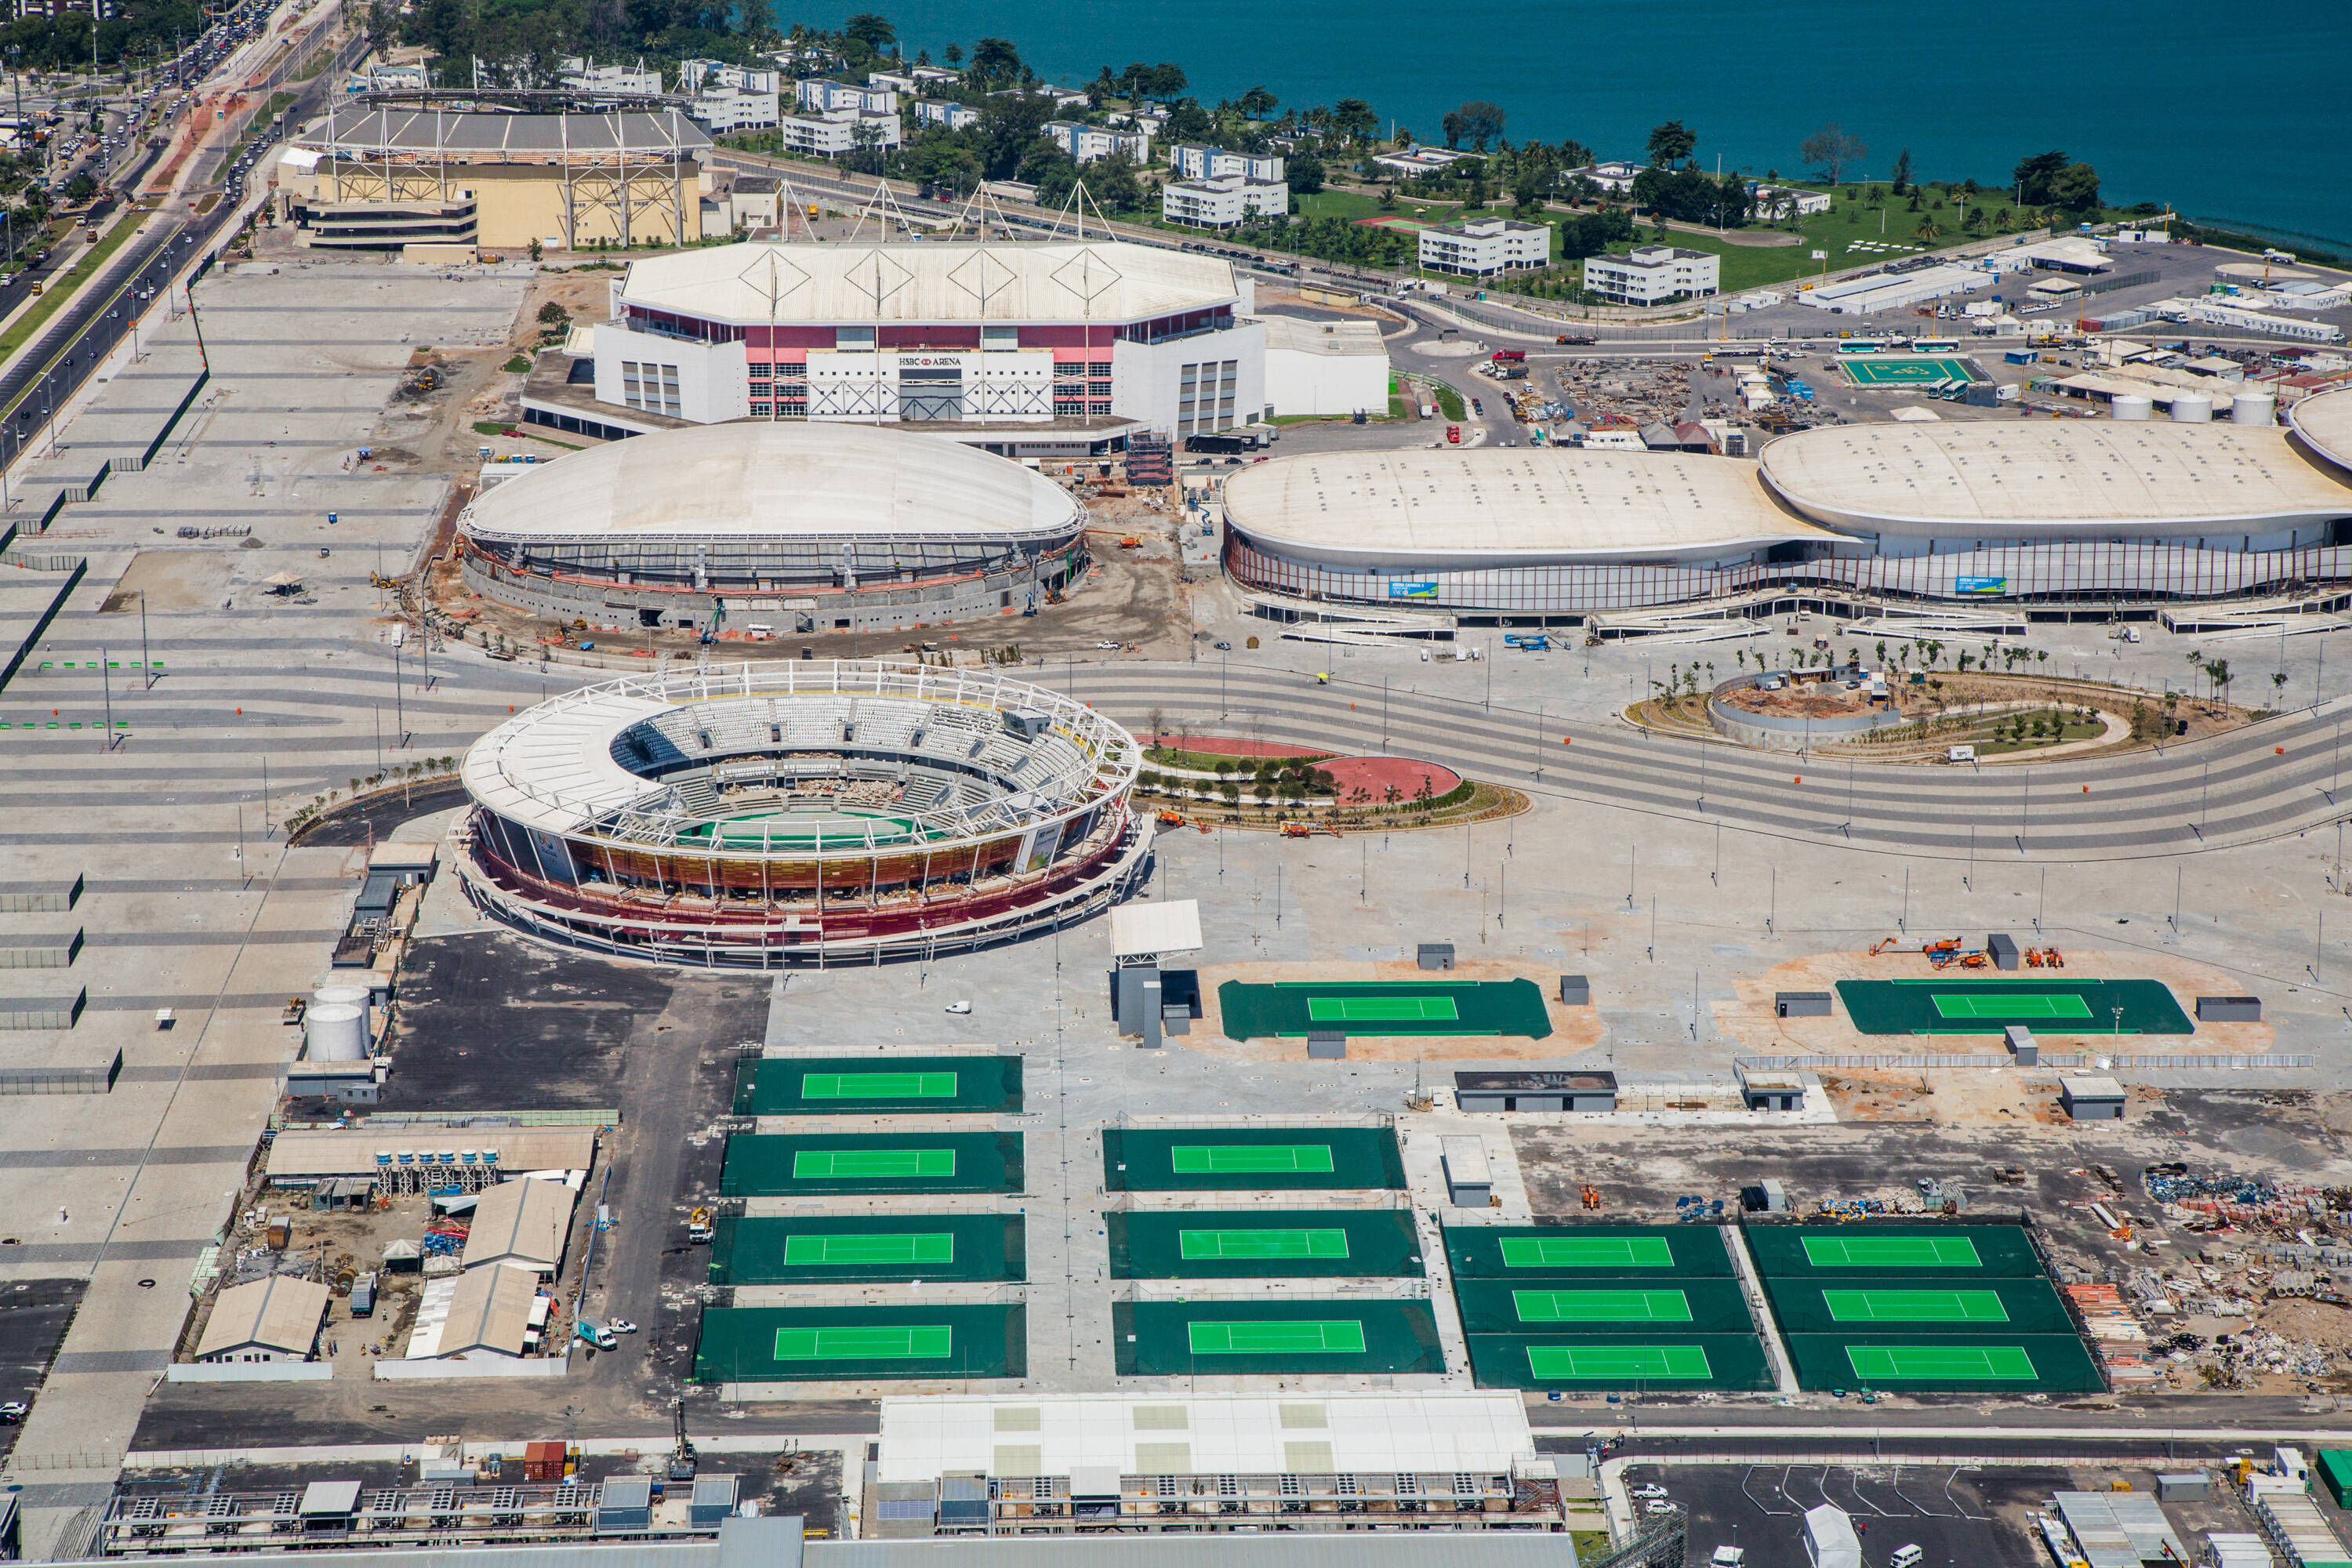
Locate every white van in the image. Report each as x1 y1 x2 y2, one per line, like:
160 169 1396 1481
1889 1546 1924 1568
1947 745 1976 764
745 624 775 641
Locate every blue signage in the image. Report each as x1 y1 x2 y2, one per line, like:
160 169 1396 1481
1387 581 1439 600
1955 576 2009 595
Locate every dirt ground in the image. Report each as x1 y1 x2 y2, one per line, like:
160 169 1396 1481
1817 1066 2172 1127
1714 946 2277 1058
1178 956 1601 1062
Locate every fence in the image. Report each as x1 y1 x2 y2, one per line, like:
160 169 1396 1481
1734 1053 2312 1071
0 557 86 694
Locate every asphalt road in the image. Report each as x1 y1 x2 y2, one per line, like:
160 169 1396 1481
1062 661 2352 860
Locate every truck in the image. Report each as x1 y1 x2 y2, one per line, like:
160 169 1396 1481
687 1207 713 1244
574 1318 618 1351
1490 350 1526 364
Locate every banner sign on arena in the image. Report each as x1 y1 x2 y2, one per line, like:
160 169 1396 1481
1955 577 2009 595
1387 582 1438 599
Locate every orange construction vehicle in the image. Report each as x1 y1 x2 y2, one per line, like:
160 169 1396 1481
1869 937 1904 956
1580 1185 1602 1210
1116 536 1143 550
1922 938 1960 964
1155 810 1188 827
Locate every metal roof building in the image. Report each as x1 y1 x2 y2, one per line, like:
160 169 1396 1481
194 1276 331 1363
264 1130 599 1186
459 1176 575 1279
411 1262 541 1359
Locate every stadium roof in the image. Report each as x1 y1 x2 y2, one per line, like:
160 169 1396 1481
2289 384 2352 472
459 423 1083 550
616 238 1240 325
302 107 712 157
1761 422 2352 536
1220 448 1831 570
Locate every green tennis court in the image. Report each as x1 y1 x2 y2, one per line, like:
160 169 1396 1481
1445 1225 1731 1279
1822 1288 2008 1323
1109 1209 1423 1279
734 1055 1023 1115
1514 1289 1692 1323
1835 978 2193 1036
1805 1234 1982 1269
1530 1345 1711 1378
1933 993 2091 1020
783 1232 956 1266
1115 1299 1443 1375
693 1303 1025 1382
802 1071 959 1100
1180 1229 1350 1260
776 1324 953 1360
1174 1144 1335 1174
1189 1319 1368 1354
718 1132 1023 1195
1839 355 1982 387
1846 1343 2038 1380
1218 979 1552 1040
1308 995 1460 1023
1105 1126 1405 1191
676 807 949 852
706 1214 1023 1284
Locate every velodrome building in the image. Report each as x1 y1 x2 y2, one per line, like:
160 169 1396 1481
1223 390 2352 619
457 423 1090 635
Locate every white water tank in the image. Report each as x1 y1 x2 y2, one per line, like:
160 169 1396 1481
314 982 370 1011
2172 393 2214 423
2111 394 2154 422
2233 390 2277 426
304 1002 368 1062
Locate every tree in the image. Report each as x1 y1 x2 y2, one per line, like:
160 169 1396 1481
1238 84 1276 118
2050 162 2102 212
842 13 895 54
1889 146 1912 192
942 42 962 65
967 35 1021 86
1645 118 1695 168
1288 153 1325 194
1330 98 1379 142
1144 62 1186 101
2012 150 2070 204
1448 100 1505 152
1799 122 1867 186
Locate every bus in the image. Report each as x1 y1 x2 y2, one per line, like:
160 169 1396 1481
1835 338 1901 354
1911 339 1959 354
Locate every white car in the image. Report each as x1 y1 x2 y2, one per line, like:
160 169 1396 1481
1643 1501 1677 1515
1094 640 1120 649
944 1000 973 1014
1631 1486 1668 1500
608 1319 640 1334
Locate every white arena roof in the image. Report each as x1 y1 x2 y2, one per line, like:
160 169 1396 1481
618 237 1240 325
1220 448 1832 569
2290 385 2352 473
1761 421 2352 537
459 422 1082 550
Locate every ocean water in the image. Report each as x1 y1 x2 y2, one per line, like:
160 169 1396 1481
815 0 2352 250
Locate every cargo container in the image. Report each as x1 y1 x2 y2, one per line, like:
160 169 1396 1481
2320 1451 2352 1509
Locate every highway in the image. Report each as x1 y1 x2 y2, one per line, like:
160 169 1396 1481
1058 661 2352 861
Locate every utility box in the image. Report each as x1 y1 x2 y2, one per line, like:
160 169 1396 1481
1558 975 1590 1005
1440 1136 1493 1206
2060 1075 2126 1120
2005 1025 2038 1067
689 1475 740 1529
1417 942 1455 971
2198 995 2262 1022
1305 1031 1347 1060
596 1476 652 1533
2156 1473 2211 1501
1775 991 1831 1018
1454 1070 1616 1112
1987 932 2020 971
1737 1063 1805 1112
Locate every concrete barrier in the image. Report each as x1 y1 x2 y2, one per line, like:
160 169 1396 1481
373 1355 571 1381
165 1361 334 1384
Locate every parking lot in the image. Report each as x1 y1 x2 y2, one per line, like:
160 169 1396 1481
1635 1463 2059 1568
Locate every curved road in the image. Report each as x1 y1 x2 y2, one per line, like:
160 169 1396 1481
1062 662 2352 861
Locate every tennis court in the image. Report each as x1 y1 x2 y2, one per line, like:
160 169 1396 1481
1746 1224 2046 1279
706 1214 1025 1284
1846 1344 2034 1379
692 1303 1025 1382
1109 1209 1423 1279
1764 1276 2074 1335
1822 1288 2006 1322
1218 979 1552 1040
1780 1332 2102 1392
733 1055 1023 1115
1464 1331 1774 1391
1835 978 2194 1036
1454 1277 1754 1334
1115 1300 1443 1375
1838 355 1984 388
718 1132 1024 1195
1445 1225 1731 1279
1104 1126 1406 1191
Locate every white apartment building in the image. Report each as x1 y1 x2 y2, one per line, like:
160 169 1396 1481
1171 144 1284 183
1582 244 1721 305
914 100 981 131
1162 175 1289 228
1044 122 1150 165
1418 216 1548 277
680 58 779 94
775 108 903 158
559 56 663 95
1371 146 1479 178
1750 182 1831 217
797 78 897 114
1566 160 1644 193
690 86 782 133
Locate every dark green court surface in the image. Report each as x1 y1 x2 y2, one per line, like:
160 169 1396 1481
1454 1276 1753 1334
1218 979 1552 1040
1103 1126 1406 1191
733 1055 1023 1115
707 1214 1025 1284
1445 1225 1733 1279
692 1304 1025 1382
1745 1224 2046 1279
718 1132 1025 1196
1114 1299 1443 1375
1464 1331 1774 1392
1763 1276 2073 1334
1780 1332 2103 1393
1109 1209 1425 1279
1834 978 2193 1036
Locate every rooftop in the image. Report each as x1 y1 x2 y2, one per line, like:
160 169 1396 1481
195 1276 329 1359
300 107 713 158
459 1175 574 1272
2291 383 2352 471
265 1128 599 1181
1250 314 1388 358
1221 448 1831 570
459 423 1083 549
